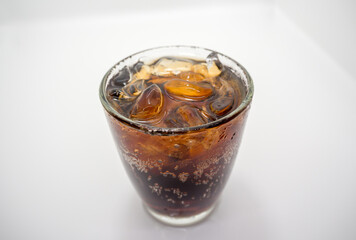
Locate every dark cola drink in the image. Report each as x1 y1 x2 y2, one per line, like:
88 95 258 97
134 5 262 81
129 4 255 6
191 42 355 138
100 47 253 226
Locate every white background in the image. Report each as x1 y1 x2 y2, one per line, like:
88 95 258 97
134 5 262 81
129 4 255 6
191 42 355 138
1 1 356 240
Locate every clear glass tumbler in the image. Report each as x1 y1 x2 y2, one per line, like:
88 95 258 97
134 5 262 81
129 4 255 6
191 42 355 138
99 46 254 226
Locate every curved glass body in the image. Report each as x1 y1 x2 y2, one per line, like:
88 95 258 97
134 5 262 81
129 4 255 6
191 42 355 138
99 46 253 226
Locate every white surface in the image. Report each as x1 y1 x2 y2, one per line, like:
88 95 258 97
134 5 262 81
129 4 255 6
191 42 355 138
1 3 356 240
276 0 356 79
0 0 271 23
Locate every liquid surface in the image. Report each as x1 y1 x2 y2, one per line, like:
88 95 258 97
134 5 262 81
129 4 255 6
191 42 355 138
106 53 245 128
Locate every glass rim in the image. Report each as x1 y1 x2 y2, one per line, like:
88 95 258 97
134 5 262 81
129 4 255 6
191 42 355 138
99 45 254 135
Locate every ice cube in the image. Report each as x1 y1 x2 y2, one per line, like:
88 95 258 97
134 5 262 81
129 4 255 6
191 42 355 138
119 79 146 100
218 66 236 81
164 106 208 128
201 105 217 121
131 61 144 73
192 63 209 77
217 79 234 97
206 52 223 69
176 106 209 127
151 58 193 76
130 84 163 121
178 72 205 82
110 98 132 118
108 89 120 97
109 66 131 88
164 79 213 101
133 64 151 80
148 77 178 85
208 62 222 77
164 116 183 128
206 52 223 77
209 96 234 116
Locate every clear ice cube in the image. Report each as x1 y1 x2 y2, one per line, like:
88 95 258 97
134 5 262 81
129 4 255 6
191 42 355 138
164 79 213 101
119 79 146 100
209 96 234 116
206 52 223 77
130 84 163 121
151 58 193 76
109 66 131 88
164 105 208 128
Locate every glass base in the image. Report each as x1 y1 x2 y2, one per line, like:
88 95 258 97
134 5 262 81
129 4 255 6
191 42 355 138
144 204 216 227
